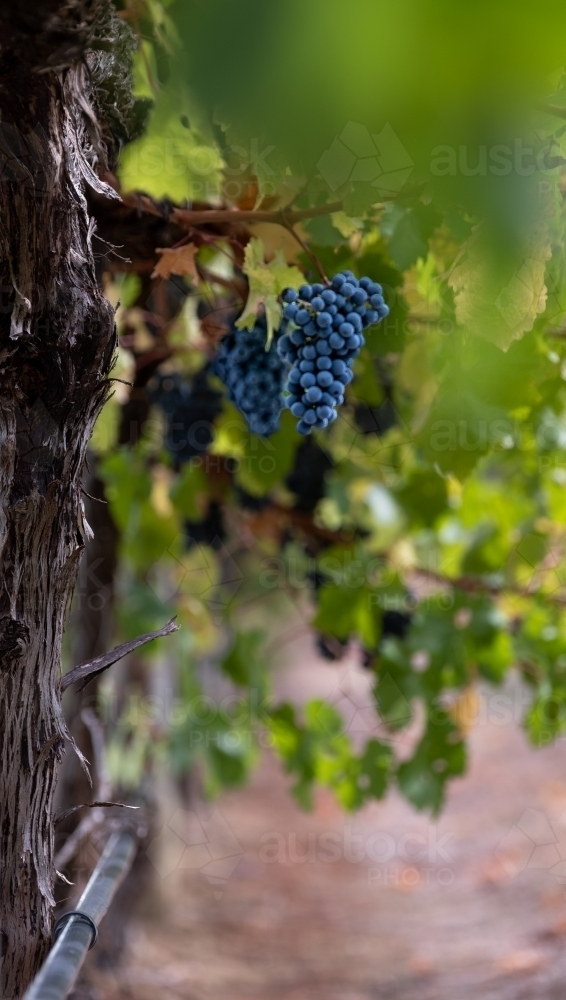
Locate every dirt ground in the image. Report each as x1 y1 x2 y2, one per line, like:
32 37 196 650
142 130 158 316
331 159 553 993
88 635 566 1000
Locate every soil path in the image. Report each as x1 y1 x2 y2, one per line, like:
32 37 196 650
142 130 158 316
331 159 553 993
92 639 566 999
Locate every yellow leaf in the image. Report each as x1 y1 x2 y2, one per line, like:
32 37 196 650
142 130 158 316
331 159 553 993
152 243 200 283
449 685 480 735
331 211 362 238
249 222 306 263
236 237 303 344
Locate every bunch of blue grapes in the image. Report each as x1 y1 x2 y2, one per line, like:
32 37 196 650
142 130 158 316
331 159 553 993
277 271 389 435
214 317 287 437
148 368 222 467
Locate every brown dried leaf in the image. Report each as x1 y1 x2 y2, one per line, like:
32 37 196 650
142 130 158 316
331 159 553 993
152 243 200 283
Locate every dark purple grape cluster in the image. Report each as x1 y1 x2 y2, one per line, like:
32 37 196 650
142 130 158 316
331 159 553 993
277 271 389 434
148 368 223 467
213 317 287 437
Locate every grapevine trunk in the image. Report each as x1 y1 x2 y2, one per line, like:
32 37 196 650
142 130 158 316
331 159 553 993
0 6 117 992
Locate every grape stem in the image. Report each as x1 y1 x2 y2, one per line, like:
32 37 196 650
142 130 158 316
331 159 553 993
279 209 329 284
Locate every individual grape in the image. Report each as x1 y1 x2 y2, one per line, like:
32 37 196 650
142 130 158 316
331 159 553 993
316 312 332 328
329 333 345 349
316 633 348 661
213 316 286 437
279 269 389 434
383 609 412 639
316 340 332 355
305 385 323 403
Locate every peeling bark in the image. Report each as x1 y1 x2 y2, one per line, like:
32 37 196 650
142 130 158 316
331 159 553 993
0 5 121 994
54 464 119 903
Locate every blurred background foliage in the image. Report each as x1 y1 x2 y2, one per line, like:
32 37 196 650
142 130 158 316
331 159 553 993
62 0 566 830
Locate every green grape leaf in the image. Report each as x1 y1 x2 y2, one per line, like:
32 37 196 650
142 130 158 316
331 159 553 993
358 739 394 799
351 350 385 406
397 709 466 813
304 213 347 247
374 639 418 729
313 582 378 647
476 632 513 684
207 745 250 788
170 462 208 520
418 387 507 478
449 227 551 350
221 629 265 688
235 408 300 497
267 700 393 811
395 467 448 527
387 209 429 272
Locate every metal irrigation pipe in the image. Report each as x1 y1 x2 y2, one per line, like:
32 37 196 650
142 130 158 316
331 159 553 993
24 829 138 1000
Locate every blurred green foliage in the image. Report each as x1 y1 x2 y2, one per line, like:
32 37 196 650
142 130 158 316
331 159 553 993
82 0 566 813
